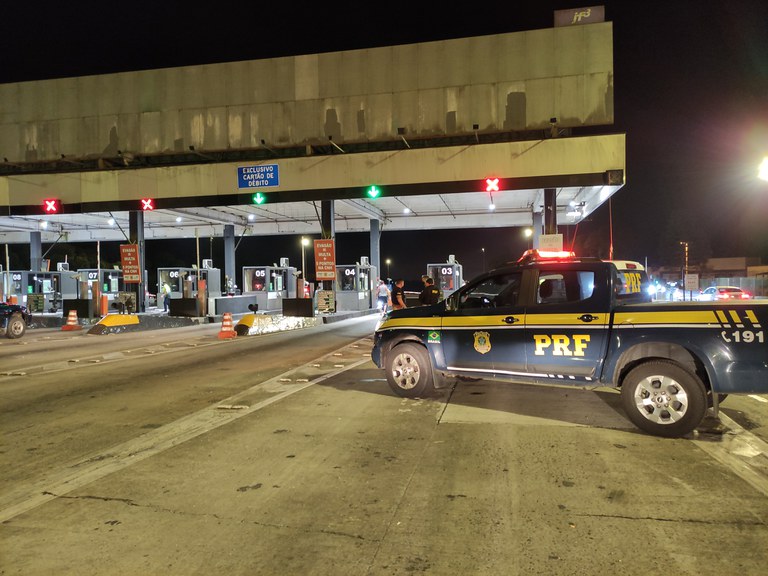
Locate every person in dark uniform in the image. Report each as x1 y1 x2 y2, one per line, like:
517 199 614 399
391 279 407 310
418 277 442 305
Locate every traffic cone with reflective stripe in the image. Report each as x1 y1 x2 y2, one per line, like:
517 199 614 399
218 312 237 339
62 309 83 331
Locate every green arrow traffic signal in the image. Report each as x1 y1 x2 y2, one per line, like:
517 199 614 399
252 192 266 205
366 185 381 199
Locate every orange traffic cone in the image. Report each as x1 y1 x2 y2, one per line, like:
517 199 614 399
218 312 237 339
62 309 83 331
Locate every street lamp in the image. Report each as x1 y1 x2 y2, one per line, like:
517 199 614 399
385 258 391 279
523 228 533 249
481 247 486 272
679 241 689 301
759 156 768 182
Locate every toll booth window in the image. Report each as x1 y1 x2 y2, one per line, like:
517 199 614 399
459 272 522 309
537 271 594 304
337 268 357 291
272 270 286 291
159 271 181 292
249 268 267 291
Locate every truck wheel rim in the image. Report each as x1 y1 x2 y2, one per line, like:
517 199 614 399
391 352 420 390
632 374 688 424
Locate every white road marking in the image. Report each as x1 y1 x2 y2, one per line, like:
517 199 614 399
749 394 768 403
693 412 768 497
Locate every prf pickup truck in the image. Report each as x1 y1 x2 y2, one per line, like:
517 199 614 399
371 251 768 437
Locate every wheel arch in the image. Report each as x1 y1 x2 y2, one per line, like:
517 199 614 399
612 341 713 393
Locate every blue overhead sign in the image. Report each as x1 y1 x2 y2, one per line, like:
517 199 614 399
238 164 280 189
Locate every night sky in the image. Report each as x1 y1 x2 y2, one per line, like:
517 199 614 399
2 0 767 286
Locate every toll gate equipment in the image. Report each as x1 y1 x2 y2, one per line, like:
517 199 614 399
157 266 222 316
242 264 298 312
426 258 463 298
2 270 67 313
334 261 376 311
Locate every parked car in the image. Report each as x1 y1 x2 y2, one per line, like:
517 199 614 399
697 286 752 301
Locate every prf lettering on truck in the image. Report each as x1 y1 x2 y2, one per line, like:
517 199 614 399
623 272 642 293
533 334 590 356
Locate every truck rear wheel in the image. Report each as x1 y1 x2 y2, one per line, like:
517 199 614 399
621 360 707 438
6 313 26 339
385 343 435 398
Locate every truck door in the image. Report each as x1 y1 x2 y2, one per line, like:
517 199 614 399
523 266 610 382
440 271 525 375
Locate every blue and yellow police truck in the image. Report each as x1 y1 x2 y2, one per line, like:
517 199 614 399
371 250 768 437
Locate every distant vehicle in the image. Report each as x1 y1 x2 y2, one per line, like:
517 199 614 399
696 286 751 301
1 302 31 339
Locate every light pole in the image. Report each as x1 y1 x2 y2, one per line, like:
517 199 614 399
481 247 486 272
523 228 533 249
385 258 391 280
301 237 309 291
679 241 689 301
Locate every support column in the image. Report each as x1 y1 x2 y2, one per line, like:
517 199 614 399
532 211 543 250
129 211 146 312
223 224 235 292
544 188 557 235
30 231 42 272
369 219 381 279
321 200 335 240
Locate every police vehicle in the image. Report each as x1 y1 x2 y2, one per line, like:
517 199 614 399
371 250 768 437
0 301 30 339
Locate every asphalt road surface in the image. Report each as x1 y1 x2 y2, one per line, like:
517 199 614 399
2 317 767 575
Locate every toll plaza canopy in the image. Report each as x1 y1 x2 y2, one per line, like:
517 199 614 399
0 16 625 248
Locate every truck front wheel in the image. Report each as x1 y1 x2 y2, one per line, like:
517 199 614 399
6 313 27 339
620 360 707 438
385 343 435 398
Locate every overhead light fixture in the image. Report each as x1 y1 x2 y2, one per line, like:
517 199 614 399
107 218 115 226
40 220 48 229
247 213 256 221
176 216 183 223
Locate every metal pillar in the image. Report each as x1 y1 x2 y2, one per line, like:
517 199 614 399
544 188 557 235
532 211 543 249
224 224 235 291
30 231 42 271
321 200 335 240
129 211 146 312
369 219 381 279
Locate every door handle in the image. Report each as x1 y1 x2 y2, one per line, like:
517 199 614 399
503 316 520 324
578 314 599 323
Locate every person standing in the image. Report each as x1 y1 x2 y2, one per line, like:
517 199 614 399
418 277 442 305
161 281 172 312
376 279 391 314
391 279 407 310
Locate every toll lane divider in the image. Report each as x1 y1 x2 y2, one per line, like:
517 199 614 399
88 313 201 334
234 313 318 336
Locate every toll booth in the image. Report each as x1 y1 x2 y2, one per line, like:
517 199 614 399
335 261 376 311
157 267 222 316
426 259 464 298
3 270 68 312
242 265 298 312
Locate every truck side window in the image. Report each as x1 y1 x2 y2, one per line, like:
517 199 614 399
537 271 594 304
459 272 522 309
